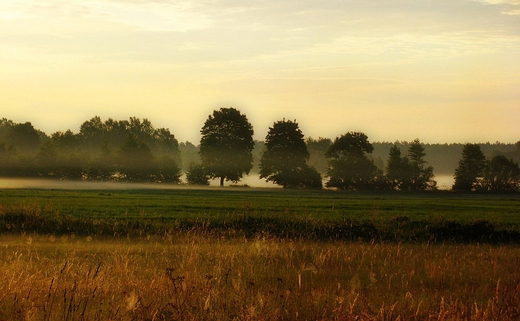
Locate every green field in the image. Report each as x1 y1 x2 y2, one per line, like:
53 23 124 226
1 187 519 243
1 188 519 221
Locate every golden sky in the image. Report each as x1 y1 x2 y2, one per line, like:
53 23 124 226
1 0 519 143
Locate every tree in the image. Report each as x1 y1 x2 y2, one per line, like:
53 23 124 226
325 132 379 190
452 144 486 191
480 155 520 191
117 133 154 181
199 108 254 186
186 162 209 185
406 139 437 191
0 141 17 176
259 119 322 189
386 144 412 190
6 122 41 155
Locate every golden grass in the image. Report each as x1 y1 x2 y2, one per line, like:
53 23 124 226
0 234 519 320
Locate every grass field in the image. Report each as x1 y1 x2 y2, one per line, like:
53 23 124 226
1 188 519 242
1 188 519 221
0 187 520 320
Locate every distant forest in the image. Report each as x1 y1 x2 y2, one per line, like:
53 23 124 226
1 116 519 185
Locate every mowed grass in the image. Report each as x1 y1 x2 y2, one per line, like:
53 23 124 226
0 188 519 222
1 188 520 243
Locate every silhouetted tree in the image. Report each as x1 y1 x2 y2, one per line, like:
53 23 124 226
153 155 182 183
479 155 519 191
452 144 486 191
406 139 437 191
6 122 41 155
79 116 106 149
259 119 322 189
199 108 254 186
326 132 379 190
154 127 182 167
386 144 412 190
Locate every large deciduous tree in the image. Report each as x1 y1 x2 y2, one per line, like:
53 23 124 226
452 144 486 191
325 132 379 190
199 108 254 186
259 119 322 189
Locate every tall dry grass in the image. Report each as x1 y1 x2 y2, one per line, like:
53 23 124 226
0 233 519 320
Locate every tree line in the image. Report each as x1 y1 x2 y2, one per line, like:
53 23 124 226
1 109 519 191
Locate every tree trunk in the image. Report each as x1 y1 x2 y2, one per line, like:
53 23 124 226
220 176 224 187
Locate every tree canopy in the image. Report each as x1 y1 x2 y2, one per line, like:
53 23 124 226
452 144 487 191
259 119 322 189
0 116 181 183
325 132 379 190
480 155 520 192
199 108 255 186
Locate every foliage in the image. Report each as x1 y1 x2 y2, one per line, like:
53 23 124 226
199 108 254 186
0 117 182 183
453 143 487 191
259 119 321 189
6 122 42 155
384 139 437 191
386 145 410 190
325 132 379 190
479 155 520 191
186 162 209 185
406 139 437 190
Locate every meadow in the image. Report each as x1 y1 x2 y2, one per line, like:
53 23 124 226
0 187 520 320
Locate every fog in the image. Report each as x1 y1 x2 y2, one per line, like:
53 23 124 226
0 175 455 190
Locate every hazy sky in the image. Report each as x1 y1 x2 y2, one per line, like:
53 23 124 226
1 0 519 144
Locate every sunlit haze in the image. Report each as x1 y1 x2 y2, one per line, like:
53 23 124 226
1 0 519 144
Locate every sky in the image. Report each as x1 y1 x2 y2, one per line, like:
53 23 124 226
1 0 519 144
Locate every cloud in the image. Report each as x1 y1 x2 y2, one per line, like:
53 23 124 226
469 0 520 14
0 1 211 33
82 1 211 32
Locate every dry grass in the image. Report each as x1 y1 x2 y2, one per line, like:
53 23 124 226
0 234 519 320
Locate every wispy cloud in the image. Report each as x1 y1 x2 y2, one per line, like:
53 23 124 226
469 0 520 14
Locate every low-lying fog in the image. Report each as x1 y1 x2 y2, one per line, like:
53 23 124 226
0 175 455 190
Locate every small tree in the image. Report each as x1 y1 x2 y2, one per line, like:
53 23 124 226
186 162 209 185
452 144 486 191
259 119 322 189
199 108 254 186
325 132 378 190
386 145 410 190
406 139 437 191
